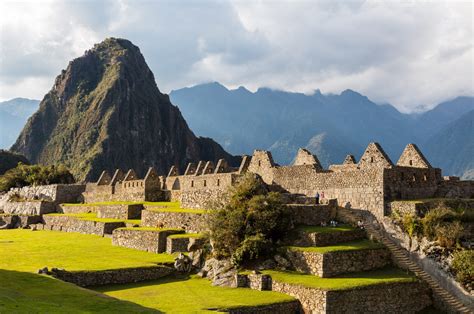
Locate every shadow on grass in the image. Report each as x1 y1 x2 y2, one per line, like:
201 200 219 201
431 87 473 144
0 269 161 313
94 273 192 293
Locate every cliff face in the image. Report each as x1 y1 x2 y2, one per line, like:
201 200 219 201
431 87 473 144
12 38 238 181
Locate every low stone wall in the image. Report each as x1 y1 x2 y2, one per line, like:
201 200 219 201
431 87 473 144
42 215 124 236
57 204 99 214
227 300 301 314
294 228 365 247
288 200 337 226
112 228 184 253
50 266 174 287
0 214 42 228
97 204 144 220
141 209 207 232
389 199 474 217
271 279 431 313
166 236 205 253
2 201 55 215
286 247 391 277
325 282 432 313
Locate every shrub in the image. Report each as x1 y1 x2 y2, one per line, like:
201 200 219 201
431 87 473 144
451 250 474 287
208 173 292 266
0 163 75 192
436 221 463 249
401 214 421 239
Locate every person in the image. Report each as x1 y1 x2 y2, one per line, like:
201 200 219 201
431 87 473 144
315 191 320 205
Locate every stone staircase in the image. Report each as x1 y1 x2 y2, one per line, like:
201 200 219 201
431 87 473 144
337 207 472 314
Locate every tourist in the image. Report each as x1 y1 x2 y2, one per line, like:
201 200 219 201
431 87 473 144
315 191 320 204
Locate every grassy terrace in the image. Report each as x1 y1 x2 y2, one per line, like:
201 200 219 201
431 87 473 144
116 227 184 232
287 239 385 254
45 212 140 225
168 233 205 239
0 229 174 272
0 229 294 313
263 268 416 291
296 225 356 234
96 275 295 313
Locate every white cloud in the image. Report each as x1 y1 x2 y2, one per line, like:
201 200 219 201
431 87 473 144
0 0 472 112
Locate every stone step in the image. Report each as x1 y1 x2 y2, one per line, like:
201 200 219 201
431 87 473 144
285 240 391 277
112 227 185 253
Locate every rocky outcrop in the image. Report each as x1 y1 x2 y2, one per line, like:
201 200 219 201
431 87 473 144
12 38 238 181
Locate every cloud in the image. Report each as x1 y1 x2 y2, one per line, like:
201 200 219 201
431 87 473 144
0 0 472 112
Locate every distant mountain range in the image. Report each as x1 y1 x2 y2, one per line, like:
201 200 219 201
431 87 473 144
1 81 473 179
169 83 473 179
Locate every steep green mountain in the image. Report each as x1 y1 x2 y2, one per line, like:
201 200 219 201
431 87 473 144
170 83 473 174
423 110 474 179
0 98 39 148
0 150 29 175
11 38 237 181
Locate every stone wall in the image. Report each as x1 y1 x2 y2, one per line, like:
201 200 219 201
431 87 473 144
166 236 205 253
42 215 124 236
294 228 365 247
270 278 431 313
50 266 174 287
141 209 207 233
288 200 337 226
325 282 432 313
227 301 301 314
2 201 55 215
97 204 144 220
286 247 391 277
112 228 184 253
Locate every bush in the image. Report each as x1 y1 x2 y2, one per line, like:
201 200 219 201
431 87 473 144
209 173 292 266
451 250 474 287
0 163 75 192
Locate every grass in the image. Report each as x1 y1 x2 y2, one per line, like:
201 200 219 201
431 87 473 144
95 274 295 313
0 270 157 313
287 239 385 254
168 233 205 239
0 229 174 272
45 213 140 225
296 225 356 234
263 267 416 291
116 227 184 233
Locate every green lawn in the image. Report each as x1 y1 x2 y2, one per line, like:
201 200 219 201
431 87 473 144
0 270 157 313
263 268 416 291
96 275 295 313
45 213 140 225
296 225 356 234
0 229 174 272
287 239 385 254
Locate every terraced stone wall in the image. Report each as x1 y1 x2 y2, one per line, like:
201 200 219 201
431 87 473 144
50 266 174 287
112 228 183 253
141 209 207 232
286 248 391 277
42 215 124 236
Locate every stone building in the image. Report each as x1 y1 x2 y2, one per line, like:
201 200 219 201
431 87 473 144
160 143 474 217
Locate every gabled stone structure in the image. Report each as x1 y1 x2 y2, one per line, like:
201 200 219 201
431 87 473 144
358 142 393 169
343 155 356 165
96 171 112 186
397 144 432 168
293 148 322 169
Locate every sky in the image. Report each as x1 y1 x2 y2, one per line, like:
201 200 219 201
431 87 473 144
0 0 473 113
